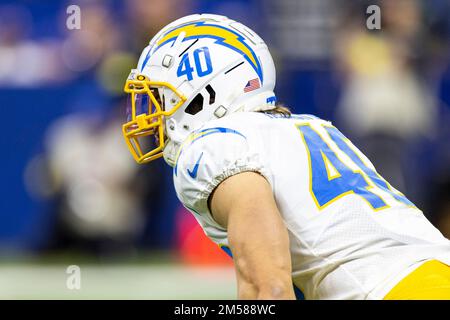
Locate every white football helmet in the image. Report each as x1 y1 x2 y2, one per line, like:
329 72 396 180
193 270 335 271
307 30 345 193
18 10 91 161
122 14 277 165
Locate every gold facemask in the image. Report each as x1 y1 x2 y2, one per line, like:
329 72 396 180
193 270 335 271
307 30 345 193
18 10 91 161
122 74 187 164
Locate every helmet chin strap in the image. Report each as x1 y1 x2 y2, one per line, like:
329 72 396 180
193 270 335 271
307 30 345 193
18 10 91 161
162 139 180 167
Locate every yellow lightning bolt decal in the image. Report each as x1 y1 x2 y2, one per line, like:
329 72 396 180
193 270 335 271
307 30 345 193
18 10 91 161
155 21 263 81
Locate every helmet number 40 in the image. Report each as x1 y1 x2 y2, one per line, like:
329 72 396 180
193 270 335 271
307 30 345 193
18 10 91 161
177 47 213 81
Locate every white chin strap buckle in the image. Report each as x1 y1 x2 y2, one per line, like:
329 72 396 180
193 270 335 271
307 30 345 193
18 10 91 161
214 105 228 118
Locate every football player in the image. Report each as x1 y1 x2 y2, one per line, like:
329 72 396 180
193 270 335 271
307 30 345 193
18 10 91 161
122 14 450 299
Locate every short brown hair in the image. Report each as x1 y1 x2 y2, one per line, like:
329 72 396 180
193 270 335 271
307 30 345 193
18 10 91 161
259 103 292 117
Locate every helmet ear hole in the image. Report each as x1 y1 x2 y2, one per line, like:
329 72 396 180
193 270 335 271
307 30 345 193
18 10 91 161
205 85 216 105
184 93 204 115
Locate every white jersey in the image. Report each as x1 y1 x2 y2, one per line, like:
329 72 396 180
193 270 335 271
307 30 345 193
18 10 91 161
172 112 450 300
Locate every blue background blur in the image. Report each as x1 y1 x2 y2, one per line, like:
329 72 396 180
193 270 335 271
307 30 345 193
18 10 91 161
1 0 450 257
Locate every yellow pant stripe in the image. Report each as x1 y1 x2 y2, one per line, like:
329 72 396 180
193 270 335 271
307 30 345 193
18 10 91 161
384 260 450 300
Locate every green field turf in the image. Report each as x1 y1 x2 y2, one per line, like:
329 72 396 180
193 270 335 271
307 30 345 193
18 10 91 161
0 263 236 299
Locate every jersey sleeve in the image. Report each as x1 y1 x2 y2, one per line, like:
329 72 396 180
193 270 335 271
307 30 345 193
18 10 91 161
173 126 269 226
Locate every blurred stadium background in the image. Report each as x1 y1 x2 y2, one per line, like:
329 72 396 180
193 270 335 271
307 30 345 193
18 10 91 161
0 0 449 299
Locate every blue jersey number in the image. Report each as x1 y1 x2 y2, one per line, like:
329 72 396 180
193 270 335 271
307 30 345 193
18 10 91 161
324 126 414 207
177 47 213 81
297 124 413 210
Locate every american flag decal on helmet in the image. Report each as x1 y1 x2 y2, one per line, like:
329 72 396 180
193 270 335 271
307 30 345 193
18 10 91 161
243 78 260 93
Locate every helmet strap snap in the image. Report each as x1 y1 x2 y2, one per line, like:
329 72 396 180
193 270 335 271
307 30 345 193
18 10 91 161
214 106 228 118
